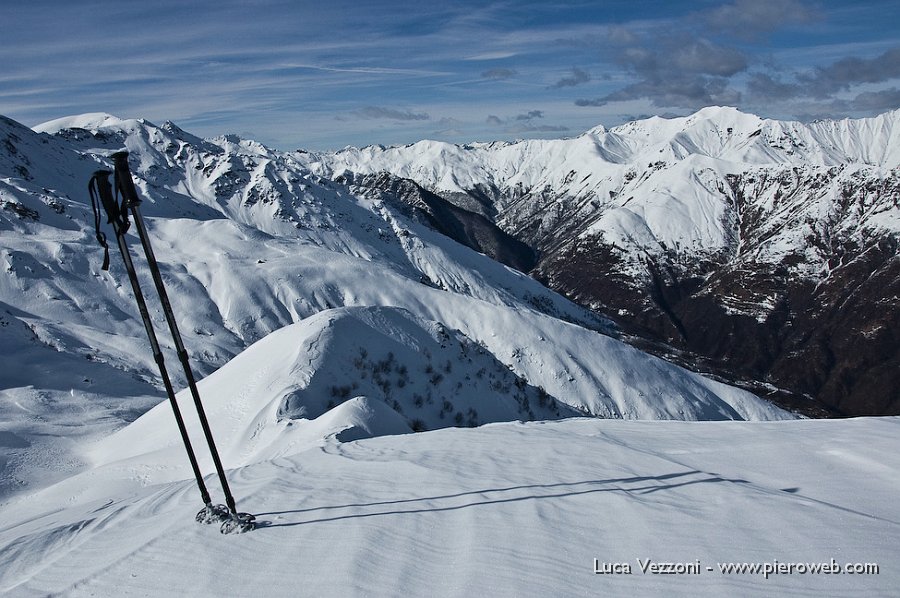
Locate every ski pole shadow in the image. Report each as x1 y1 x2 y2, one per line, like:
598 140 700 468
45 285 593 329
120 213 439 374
253 470 746 529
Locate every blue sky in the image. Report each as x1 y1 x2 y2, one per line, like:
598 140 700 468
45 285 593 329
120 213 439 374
3 0 898 150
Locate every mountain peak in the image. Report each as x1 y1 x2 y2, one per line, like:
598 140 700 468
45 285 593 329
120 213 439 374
691 105 746 118
32 112 128 134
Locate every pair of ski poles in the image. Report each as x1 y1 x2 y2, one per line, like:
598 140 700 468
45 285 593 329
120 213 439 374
89 152 254 534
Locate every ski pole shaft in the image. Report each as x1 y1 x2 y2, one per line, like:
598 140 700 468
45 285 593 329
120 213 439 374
111 152 240 516
91 170 213 507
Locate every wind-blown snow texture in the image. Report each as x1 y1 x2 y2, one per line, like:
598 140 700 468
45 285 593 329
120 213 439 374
1 416 898 597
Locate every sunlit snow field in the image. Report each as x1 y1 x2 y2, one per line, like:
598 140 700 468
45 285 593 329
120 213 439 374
1 415 898 597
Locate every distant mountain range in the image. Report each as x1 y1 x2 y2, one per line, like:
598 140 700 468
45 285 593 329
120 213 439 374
295 107 900 416
1 107 790 488
2 106 897 434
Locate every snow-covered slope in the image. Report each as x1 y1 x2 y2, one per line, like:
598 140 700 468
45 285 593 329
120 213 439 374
0 112 794 503
1 416 897 597
90 306 576 476
299 107 900 416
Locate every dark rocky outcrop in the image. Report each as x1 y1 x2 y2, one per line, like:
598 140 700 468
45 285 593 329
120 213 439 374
336 171 536 272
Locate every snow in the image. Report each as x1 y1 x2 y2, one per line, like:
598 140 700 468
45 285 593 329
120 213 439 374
1 110 789 428
87 305 575 478
302 107 900 186
32 113 128 135
0 107 804 524
1 415 898 596
1 108 897 595
301 107 900 285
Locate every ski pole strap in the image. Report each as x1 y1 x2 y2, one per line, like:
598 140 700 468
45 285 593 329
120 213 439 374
88 171 113 271
89 167 133 270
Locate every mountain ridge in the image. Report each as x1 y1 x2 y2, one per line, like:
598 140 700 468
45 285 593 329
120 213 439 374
293 106 900 416
1 110 796 501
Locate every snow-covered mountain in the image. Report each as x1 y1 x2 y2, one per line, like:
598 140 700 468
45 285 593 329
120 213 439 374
1 112 794 501
296 107 900 416
1 110 897 597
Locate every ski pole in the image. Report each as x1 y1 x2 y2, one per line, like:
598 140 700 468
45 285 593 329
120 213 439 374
110 152 252 531
89 170 215 512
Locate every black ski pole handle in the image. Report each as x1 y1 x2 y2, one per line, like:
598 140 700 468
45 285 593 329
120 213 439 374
91 169 129 229
112 151 142 208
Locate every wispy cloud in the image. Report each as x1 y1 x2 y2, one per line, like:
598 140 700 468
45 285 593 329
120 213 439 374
746 46 900 102
276 63 450 77
481 68 518 80
701 0 820 38
551 68 591 89
804 88 900 116
800 46 900 95
466 51 518 61
2 0 896 150
575 36 746 109
356 106 431 121
484 108 569 134
514 110 544 121
571 0 898 118
517 123 569 132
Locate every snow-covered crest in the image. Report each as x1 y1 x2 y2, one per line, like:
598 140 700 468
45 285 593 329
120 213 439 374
300 106 900 186
298 107 899 264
